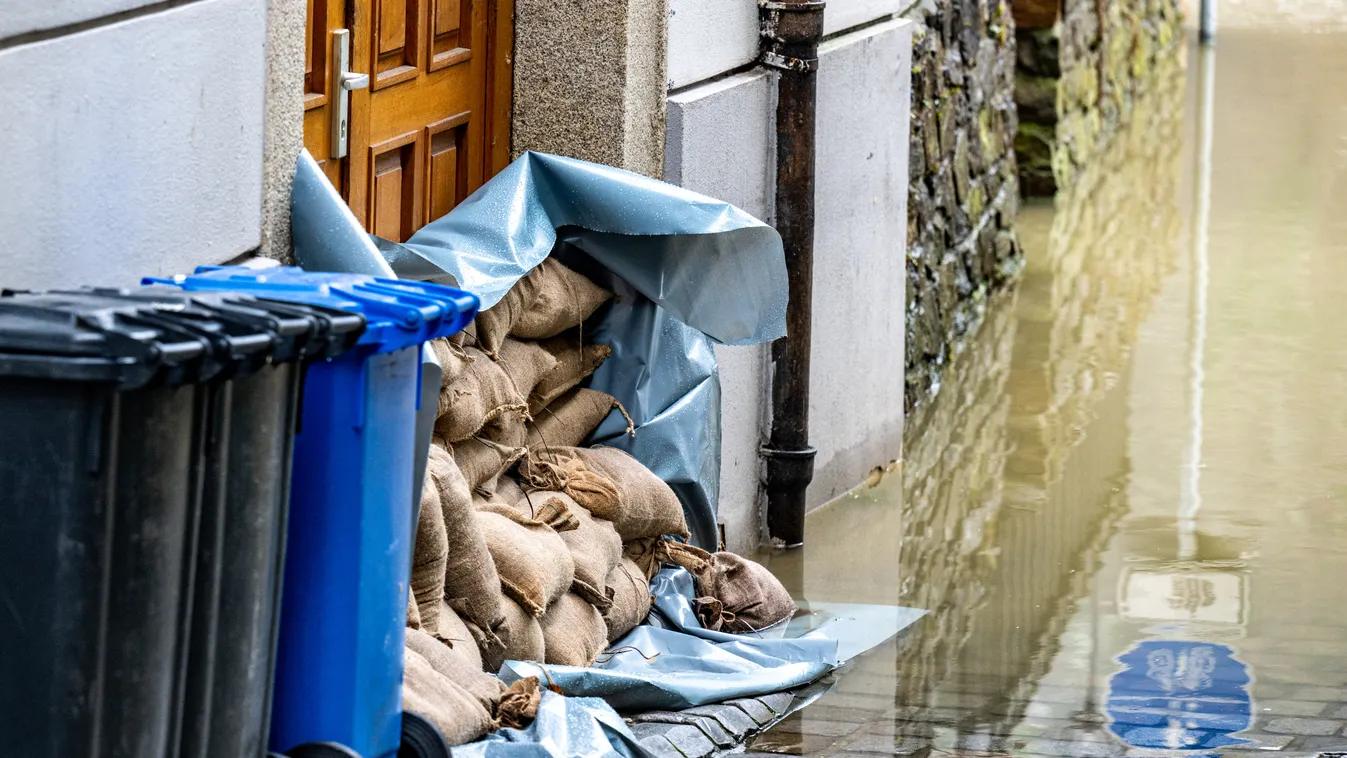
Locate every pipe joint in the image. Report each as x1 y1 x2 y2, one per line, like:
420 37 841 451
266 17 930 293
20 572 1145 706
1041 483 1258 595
759 0 825 71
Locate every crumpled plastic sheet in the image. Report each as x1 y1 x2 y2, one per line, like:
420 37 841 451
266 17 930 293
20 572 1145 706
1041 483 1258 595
451 690 653 758
497 569 838 712
290 149 787 550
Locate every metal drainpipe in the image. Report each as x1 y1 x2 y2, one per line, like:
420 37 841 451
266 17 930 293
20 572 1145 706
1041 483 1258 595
760 0 824 548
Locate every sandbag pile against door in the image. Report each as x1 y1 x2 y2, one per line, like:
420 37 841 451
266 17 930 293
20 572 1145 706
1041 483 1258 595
404 256 796 746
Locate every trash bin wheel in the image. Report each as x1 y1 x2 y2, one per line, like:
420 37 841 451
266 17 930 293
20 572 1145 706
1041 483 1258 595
400 711 452 758
285 742 362 758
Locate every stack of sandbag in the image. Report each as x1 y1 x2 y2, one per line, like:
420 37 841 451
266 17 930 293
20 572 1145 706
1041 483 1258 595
403 256 797 744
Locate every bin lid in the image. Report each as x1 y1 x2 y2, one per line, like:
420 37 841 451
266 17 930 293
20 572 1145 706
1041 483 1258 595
0 292 210 387
105 287 366 364
145 266 479 355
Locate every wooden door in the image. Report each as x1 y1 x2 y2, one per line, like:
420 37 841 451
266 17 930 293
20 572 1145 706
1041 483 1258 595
303 0 513 241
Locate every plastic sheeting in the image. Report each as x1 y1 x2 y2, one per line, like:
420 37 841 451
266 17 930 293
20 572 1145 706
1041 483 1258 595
290 149 787 549
498 569 836 712
452 690 652 758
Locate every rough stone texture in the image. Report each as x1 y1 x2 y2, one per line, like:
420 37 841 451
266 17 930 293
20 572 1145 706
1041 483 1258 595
1014 0 1184 196
0 0 267 290
513 0 667 178
260 0 306 262
892 49 1186 748
902 0 1023 412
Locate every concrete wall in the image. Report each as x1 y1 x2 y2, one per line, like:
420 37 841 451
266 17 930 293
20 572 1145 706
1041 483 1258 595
666 20 913 552
667 0 908 88
0 0 269 289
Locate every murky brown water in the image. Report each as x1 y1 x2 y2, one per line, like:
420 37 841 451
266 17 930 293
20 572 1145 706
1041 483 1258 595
750 29 1347 758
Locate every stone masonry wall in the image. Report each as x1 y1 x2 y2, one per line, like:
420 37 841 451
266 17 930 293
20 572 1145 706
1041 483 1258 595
904 0 1024 413
1015 0 1183 195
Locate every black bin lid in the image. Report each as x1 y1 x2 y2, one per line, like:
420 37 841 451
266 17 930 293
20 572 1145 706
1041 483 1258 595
0 287 365 388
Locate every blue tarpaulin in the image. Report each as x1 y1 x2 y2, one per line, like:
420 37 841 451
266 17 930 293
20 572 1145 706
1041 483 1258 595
291 149 787 549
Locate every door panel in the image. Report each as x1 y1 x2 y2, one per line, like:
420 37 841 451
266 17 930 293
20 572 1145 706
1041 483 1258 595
304 0 504 238
368 131 423 242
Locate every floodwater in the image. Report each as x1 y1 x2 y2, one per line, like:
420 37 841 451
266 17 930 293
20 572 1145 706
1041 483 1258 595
750 29 1347 758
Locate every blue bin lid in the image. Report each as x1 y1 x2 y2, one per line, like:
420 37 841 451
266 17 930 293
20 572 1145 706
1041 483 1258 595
144 266 479 355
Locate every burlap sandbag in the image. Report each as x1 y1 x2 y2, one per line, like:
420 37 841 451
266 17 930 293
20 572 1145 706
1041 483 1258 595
453 436 527 494
522 447 688 541
407 627 504 708
437 340 556 442
560 503 622 611
448 320 478 348
496 595 546 666
476 489 581 533
703 552 796 633
517 451 619 532
526 388 627 451
436 600 484 672
496 676 542 730
603 558 652 642
403 648 493 747
529 332 612 414
412 468 448 631
404 626 506 745
430 337 474 385
660 543 796 634
622 538 664 582
407 592 422 630
427 445 505 653
540 592 608 667
475 259 612 354
476 510 574 617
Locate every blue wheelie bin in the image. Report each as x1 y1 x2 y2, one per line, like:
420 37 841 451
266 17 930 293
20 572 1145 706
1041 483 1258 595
148 266 478 758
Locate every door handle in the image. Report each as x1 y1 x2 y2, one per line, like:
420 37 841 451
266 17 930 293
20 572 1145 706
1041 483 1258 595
330 29 367 159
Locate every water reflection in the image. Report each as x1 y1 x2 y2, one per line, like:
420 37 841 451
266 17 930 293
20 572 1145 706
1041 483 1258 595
752 28 1347 758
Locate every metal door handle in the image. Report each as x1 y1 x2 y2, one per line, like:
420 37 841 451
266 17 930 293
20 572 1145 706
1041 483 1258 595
330 29 366 159
340 72 369 91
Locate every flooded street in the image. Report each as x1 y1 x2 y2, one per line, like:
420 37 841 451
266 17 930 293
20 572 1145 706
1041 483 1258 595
750 28 1347 758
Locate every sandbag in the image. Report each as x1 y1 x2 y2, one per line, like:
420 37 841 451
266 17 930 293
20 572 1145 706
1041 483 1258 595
526 388 624 451
407 592 422 630
622 538 665 582
427 445 505 647
666 545 797 634
497 595 546 666
603 558 652 642
523 446 689 541
411 468 447 631
560 504 622 611
529 332 612 414
496 676 542 730
407 627 505 709
404 625 506 746
475 258 612 354
403 650 493 747
476 510 574 617
437 600 484 672
517 448 619 521
540 593 608 667
430 337 473 384
705 552 796 633
476 489 581 533
437 340 555 442
453 436 527 494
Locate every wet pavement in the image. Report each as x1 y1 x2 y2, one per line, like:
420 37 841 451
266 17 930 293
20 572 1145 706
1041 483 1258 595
748 28 1347 758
